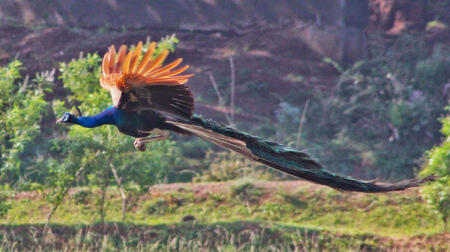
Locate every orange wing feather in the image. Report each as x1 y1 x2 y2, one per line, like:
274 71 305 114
100 41 193 94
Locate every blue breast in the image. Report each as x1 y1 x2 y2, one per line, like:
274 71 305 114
112 107 142 128
74 106 159 138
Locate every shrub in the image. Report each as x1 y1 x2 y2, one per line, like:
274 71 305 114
0 192 12 218
230 181 263 203
73 189 93 205
195 151 271 182
0 60 53 187
145 198 170 215
420 115 450 226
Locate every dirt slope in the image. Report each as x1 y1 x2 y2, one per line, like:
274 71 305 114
0 23 338 123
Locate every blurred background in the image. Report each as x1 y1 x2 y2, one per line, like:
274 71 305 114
0 0 448 251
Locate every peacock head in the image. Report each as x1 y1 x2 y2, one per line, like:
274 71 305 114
56 107 82 124
56 112 76 124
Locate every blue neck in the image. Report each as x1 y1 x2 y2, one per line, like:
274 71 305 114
73 107 117 128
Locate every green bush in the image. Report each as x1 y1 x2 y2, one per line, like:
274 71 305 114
195 151 271 182
326 57 445 178
0 192 12 218
73 189 93 205
0 60 53 187
145 198 170 215
420 115 450 226
230 181 263 203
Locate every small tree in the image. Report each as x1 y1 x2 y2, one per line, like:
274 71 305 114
46 36 180 223
420 114 450 228
0 60 53 188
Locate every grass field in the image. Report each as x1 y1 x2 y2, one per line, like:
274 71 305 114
1 180 448 251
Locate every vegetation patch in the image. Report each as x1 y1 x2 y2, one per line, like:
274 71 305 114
1 222 447 251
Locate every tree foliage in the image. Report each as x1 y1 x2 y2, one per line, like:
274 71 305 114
0 61 52 188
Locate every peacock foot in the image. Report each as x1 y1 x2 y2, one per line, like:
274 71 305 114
134 139 146 152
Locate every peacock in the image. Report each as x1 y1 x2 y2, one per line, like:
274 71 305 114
56 41 434 192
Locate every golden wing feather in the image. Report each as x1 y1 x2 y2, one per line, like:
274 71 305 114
100 41 193 97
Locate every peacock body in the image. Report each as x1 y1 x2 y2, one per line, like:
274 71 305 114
57 41 434 192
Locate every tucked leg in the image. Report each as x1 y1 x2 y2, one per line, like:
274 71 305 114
134 130 169 151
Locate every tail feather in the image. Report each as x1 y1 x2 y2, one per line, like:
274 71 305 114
168 121 258 160
168 115 436 193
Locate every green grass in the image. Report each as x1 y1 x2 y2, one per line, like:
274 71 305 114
1 184 444 236
0 222 394 251
0 181 448 250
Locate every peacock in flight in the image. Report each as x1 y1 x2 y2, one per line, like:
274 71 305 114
56 41 434 192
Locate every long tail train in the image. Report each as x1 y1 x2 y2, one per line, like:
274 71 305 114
168 114 435 193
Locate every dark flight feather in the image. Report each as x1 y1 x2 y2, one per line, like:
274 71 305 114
117 85 194 120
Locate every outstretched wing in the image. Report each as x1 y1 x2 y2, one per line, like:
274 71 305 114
99 41 194 119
